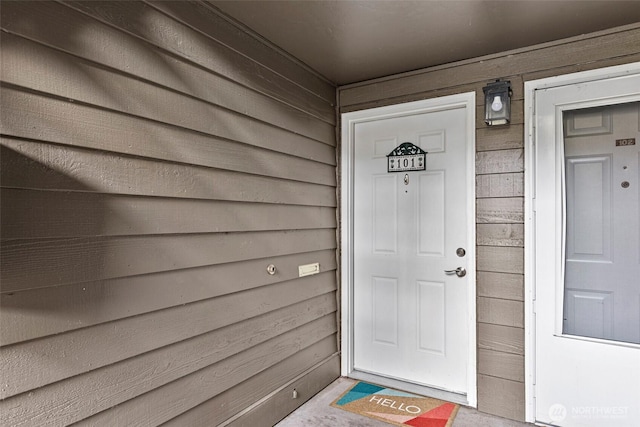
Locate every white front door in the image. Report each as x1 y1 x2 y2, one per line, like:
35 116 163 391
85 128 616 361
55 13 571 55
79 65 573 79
533 70 640 426
342 94 475 401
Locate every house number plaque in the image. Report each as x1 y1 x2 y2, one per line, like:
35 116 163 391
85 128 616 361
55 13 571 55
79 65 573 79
616 138 636 146
387 142 427 173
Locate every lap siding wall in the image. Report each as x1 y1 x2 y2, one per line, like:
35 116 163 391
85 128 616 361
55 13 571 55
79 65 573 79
338 24 640 422
0 1 338 425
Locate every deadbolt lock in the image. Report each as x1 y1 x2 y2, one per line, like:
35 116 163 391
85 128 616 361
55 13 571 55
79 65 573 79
456 248 466 257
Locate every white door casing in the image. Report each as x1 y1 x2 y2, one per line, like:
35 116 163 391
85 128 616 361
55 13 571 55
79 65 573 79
341 94 476 406
525 63 640 426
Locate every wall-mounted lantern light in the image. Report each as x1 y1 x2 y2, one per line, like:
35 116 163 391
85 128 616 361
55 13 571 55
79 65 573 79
483 80 512 126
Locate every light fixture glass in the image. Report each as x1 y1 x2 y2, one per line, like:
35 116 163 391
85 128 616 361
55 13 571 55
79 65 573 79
491 96 503 112
483 80 512 126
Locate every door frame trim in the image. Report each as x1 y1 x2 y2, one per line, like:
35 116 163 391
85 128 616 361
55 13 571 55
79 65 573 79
524 61 640 423
339 93 477 407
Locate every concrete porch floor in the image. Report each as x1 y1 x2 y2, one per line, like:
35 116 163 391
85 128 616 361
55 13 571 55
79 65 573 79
276 377 532 427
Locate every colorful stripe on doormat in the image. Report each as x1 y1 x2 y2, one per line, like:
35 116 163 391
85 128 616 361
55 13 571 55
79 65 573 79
331 381 458 427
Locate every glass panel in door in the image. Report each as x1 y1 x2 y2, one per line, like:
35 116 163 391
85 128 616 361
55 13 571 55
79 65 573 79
562 101 640 345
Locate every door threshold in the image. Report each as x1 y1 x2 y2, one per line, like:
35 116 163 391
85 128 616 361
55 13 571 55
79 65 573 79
348 370 469 406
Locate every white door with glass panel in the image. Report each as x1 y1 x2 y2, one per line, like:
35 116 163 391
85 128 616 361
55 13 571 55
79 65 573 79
353 104 472 395
534 72 640 426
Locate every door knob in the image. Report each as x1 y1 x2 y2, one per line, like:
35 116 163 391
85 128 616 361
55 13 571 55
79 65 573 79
444 267 466 278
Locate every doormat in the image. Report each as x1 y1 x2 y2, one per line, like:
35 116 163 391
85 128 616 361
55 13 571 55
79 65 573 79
331 381 458 427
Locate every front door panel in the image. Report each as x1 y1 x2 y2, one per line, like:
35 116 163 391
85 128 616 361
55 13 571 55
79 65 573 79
353 107 469 393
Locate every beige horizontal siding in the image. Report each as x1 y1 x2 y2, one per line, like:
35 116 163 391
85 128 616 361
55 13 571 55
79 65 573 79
75 326 336 427
476 125 524 152
2 90 335 184
477 197 524 223
1 137 336 206
1 1 338 425
1 35 335 157
1 1 334 124
1 230 337 292
478 323 525 355
2 280 336 402
3 313 336 426
477 374 526 421
339 23 640 422
149 0 336 106
1 190 337 239
478 348 525 382
2 87 336 169
477 271 524 302
1 250 338 344
223 354 342 427
163 345 340 427
476 173 524 198
476 224 524 247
